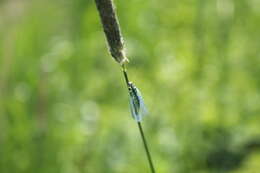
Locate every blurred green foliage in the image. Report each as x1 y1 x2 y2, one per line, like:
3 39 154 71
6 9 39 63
0 0 260 172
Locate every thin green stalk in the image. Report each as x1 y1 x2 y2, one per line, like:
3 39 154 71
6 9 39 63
122 65 156 173
94 0 156 172
137 122 156 173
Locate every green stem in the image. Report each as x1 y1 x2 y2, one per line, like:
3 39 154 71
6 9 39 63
122 65 156 173
137 122 156 173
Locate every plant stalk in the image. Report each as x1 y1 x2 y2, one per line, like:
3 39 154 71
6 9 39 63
94 0 156 171
122 65 156 173
137 122 156 173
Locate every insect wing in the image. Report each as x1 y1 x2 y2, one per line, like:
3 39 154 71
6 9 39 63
128 84 147 122
134 87 148 117
129 96 141 122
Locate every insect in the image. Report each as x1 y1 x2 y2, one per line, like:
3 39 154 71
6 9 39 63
128 82 147 122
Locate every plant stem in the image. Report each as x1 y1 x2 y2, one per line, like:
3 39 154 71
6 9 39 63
122 64 130 85
94 0 155 171
122 65 156 173
137 122 156 173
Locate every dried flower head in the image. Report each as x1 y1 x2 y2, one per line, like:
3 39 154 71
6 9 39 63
95 0 129 65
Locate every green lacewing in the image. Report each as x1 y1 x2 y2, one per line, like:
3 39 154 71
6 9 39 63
128 82 147 122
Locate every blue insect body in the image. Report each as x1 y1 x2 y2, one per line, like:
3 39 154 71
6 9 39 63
128 82 147 122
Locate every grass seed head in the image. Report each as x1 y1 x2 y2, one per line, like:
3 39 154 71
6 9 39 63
95 0 129 65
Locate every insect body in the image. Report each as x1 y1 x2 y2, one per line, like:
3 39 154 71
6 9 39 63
128 82 147 122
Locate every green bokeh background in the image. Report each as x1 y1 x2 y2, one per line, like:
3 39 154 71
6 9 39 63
0 0 260 172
